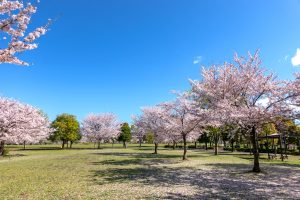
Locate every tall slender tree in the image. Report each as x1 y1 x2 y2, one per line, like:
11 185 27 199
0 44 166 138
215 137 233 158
160 94 208 160
118 123 131 148
131 121 146 148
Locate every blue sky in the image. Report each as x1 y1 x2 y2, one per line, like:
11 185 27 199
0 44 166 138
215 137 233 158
1 0 300 122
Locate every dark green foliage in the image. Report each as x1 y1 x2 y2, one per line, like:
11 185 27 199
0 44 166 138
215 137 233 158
118 123 131 148
50 114 80 148
198 132 210 143
198 132 211 150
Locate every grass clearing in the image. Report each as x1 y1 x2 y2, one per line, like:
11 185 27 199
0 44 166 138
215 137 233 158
0 144 300 199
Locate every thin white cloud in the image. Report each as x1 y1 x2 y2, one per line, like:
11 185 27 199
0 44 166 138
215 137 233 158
291 48 300 67
278 55 290 63
284 55 289 61
193 56 202 64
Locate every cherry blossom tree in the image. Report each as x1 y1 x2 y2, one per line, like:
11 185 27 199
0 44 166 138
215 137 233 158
81 113 121 149
190 51 300 172
290 74 300 108
160 94 208 160
0 0 49 66
133 106 170 154
131 116 146 148
19 110 51 149
0 97 52 155
164 130 182 150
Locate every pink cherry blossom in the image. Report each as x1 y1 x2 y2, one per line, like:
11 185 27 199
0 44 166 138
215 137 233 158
190 50 300 172
0 0 49 66
81 113 121 148
0 97 52 155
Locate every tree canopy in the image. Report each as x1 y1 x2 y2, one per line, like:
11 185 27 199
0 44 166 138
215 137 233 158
118 123 132 148
50 114 80 149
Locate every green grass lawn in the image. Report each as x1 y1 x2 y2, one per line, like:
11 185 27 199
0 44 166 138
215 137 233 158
0 143 300 199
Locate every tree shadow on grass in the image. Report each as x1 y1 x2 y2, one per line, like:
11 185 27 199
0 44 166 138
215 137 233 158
202 162 300 199
91 159 144 166
91 152 202 160
3 153 27 158
91 162 300 199
91 157 181 167
17 147 62 151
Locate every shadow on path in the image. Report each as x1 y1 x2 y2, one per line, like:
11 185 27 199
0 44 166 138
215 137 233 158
91 161 300 199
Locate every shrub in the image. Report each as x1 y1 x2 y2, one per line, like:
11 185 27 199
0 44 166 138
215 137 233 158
223 147 232 151
2 148 9 156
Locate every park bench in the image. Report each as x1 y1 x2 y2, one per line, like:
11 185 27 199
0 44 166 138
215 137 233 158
280 155 288 160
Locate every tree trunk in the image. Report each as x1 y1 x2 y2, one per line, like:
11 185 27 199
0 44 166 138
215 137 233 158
153 142 158 154
284 137 288 156
139 139 142 148
0 141 5 156
205 140 208 150
183 134 187 160
67 141 69 148
251 126 261 172
266 133 270 159
194 142 197 149
298 139 300 154
172 140 176 150
70 141 73 149
123 141 127 148
97 141 101 149
214 137 218 155
62 140 65 149
23 141 26 150
279 135 284 162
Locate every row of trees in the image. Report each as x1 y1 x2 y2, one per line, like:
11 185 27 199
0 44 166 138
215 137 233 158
50 113 132 149
1 2 300 173
0 108 133 153
132 51 300 172
196 119 300 155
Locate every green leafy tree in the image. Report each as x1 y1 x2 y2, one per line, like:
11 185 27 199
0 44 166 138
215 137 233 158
261 123 277 136
198 132 210 150
145 132 154 144
206 126 221 155
118 123 131 148
220 125 234 150
275 119 300 153
260 123 277 152
50 114 80 149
